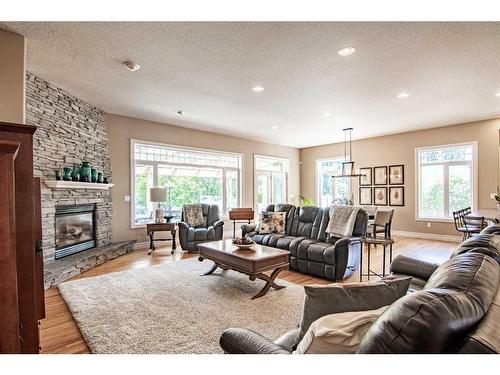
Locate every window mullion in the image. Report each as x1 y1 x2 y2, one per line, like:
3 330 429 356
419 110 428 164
443 164 449 218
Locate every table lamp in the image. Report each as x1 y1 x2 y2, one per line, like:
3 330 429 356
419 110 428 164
150 187 167 223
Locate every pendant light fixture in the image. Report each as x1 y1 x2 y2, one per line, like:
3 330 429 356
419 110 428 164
332 127 365 178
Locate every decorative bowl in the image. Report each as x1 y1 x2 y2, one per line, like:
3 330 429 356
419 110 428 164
232 237 255 250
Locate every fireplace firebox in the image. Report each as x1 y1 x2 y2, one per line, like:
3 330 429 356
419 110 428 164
54 204 96 259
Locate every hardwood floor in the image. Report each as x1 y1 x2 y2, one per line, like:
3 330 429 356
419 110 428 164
39 236 456 354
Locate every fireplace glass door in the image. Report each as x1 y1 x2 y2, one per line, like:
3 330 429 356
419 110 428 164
55 204 96 259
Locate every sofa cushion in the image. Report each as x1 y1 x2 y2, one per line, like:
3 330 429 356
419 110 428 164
271 235 294 250
290 206 322 238
306 242 331 263
294 306 389 354
425 253 498 310
358 253 499 353
258 212 286 234
456 274 500 353
296 277 412 347
194 227 208 240
453 234 500 263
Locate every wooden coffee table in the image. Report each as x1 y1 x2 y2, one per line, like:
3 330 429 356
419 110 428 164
197 240 290 299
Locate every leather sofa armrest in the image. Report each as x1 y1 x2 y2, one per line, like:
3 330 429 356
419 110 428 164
212 220 224 228
177 221 190 230
220 328 291 354
241 223 257 237
390 255 440 281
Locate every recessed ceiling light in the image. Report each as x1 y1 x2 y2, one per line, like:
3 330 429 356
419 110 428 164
324 112 333 117
338 47 356 56
123 60 140 72
176 110 183 116
271 126 279 130
252 85 264 93
396 92 411 98
495 91 500 97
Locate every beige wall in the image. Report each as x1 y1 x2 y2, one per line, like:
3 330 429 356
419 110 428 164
0 29 25 123
106 114 300 242
300 118 500 237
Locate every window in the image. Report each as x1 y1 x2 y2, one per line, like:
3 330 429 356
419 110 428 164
416 143 477 220
316 159 350 207
131 140 242 227
254 155 289 213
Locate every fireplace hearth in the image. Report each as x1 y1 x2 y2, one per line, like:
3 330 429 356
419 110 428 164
55 204 97 259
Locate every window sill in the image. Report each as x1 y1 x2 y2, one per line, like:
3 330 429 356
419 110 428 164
415 218 454 223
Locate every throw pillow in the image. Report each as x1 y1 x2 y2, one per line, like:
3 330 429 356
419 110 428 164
293 305 389 354
258 212 286 234
183 204 205 226
295 277 412 347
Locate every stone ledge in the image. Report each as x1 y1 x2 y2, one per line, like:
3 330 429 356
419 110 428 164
44 240 137 289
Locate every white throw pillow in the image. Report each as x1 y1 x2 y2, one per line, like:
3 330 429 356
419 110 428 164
293 305 389 354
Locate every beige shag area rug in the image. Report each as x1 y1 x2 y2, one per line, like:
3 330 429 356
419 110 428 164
58 257 305 354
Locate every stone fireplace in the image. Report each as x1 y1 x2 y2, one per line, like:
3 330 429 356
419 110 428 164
26 72 135 289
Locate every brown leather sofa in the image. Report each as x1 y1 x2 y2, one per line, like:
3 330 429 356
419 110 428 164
242 204 368 281
220 224 500 354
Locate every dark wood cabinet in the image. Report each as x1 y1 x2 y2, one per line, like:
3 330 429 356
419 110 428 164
0 121 44 354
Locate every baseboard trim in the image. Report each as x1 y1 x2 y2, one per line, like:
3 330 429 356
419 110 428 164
132 241 150 251
393 230 462 243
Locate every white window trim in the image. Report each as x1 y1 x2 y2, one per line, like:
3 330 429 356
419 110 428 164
315 157 351 207
130 139 244 229
253 154 290 211
415 141 478 222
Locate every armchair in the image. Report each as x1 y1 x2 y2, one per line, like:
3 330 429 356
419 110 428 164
178 204 224 252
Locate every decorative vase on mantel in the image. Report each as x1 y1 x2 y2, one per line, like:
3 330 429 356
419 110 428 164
91 168 98 183
63 167 72 181
71 164 80 182
80 161 91 182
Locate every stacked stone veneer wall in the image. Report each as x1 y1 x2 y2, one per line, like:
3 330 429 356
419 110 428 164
25 72 112 264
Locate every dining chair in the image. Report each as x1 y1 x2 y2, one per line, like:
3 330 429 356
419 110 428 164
367 208 394 240
463 214 487 239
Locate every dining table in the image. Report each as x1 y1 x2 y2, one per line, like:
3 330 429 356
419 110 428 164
467 208 500 223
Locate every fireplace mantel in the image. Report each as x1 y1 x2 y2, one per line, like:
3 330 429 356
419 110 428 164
45 180 115 190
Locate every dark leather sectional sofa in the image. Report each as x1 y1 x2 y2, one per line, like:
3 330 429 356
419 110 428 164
220 224 500 354
242 204 368 281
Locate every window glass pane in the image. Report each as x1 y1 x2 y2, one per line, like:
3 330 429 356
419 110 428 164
226 170 239 212
420 145 473 164
318 159 349 207
420 164 444 218
449 164 472 215
256 173 270 213
272 173 286 204
134 143 240 168
134 164 154 224
255 157 287 172
157 165 223 214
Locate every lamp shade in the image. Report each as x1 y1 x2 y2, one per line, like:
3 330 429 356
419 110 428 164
150 187 167 202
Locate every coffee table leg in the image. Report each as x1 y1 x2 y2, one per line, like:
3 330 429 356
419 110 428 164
252 266 287 299
200 262 219 276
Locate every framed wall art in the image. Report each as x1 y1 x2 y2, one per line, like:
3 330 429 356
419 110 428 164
389 186 405 206
389 164 404 185
374 187 388 206
359 167 372 186
359 187 372 205
374 166 388 185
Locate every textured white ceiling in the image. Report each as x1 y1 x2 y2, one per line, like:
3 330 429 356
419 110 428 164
1 22 499 148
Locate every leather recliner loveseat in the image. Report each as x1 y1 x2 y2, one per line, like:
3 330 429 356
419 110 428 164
242 204 368 281
219 224 500 354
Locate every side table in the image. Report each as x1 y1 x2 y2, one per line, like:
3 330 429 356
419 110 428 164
359 236 394 282
146 222 176 255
